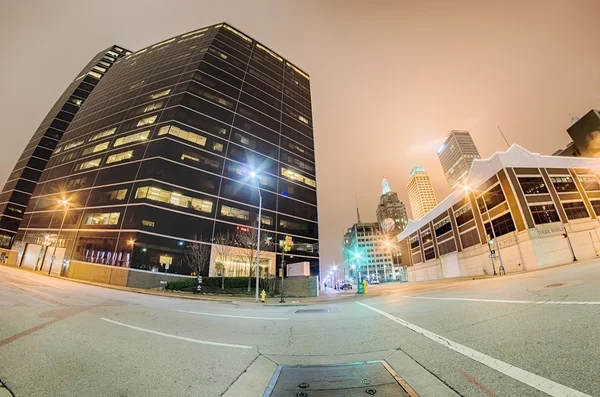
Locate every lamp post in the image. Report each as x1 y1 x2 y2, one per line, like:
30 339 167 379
48 199 69 275
332 264 338 289
250 171 262 302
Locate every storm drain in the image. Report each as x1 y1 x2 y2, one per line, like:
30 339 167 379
295 308 331 314
263 361 417 397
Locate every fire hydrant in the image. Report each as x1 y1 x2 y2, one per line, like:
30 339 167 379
260 289 267 303
362 280 368 294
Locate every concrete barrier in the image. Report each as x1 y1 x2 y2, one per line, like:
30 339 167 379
275 276 318 297
64 260 194 289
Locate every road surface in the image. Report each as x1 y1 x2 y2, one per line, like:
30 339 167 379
1 260 599 396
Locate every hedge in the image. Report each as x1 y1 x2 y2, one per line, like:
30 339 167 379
165 279 196 291
166 277 275 291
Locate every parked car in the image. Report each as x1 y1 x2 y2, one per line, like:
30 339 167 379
340 283 353 290
370 279 380 285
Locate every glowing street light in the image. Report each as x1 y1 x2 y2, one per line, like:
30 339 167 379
48 198 70 275
250 171 262 302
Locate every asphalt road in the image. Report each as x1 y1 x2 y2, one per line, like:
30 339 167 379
1 259 599 397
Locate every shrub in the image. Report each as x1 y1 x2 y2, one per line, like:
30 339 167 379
165 279 196 291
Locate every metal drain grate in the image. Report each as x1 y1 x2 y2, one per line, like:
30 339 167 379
263 361 416 396
295 308 331 314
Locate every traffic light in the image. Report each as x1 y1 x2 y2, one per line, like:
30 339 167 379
487 234 494 245
561 233 568 239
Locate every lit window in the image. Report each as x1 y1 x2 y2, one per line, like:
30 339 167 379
286 62 309 80
150 89 171 99
92 66 107 73
69 97 83 107
152 38 175 49
75 74 85 81
64 140 85 151
98 61 111 68
220 205 249 220
180 154 219 168
281 167 316 188
135 186 213 213
182 28 208 38
106 189 128 201
106 150 133 164
158 125 207 146
106 50 120 58
256 43 283 62
54 146 62 154
129 80 145 90
298 115 310 125
82 141 109 156
137 116 157 127
213 142 224 152
143 102 163 113
222 25 252 43
66 177 87 189
87 71 103 79
114 130 150 147
84 212 120 225
90 128 116 142
75 158 101 171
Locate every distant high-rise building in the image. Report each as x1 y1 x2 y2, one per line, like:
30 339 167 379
566 110 600 157
376 178 408 232
0 45 131 247
552 142 581 157
437 130 480 190
406 166 437 220
343 221 394 280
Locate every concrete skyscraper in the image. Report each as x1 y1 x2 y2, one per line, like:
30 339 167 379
406 166 437 220
437 130 480 190
376 178 408 232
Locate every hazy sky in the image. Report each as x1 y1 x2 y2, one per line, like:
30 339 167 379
2 0 600 270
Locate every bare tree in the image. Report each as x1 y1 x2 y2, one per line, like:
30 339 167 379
212 231 235 281
235 221 273 292
214 262 225 289
182 235 211 276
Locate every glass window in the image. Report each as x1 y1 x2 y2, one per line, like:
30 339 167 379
106 189 128 201
90 128 116 142
459 228 480 249
106 150 134 164
281 167 316 188
477 184 505 213
421 230 432 244
87 71 102 79
137 116 157 127
550 176 578 193
578 175 600 191
213 142 224 152
590 200 600 216
434 218 452 237
424 247 435 261
181 154 220 169
84 212 120 225
454 204 474 226
562 201 589 220
279 219 307 232
75 158 101 171
64 140 85 151
143 102 163 113
484 212 516 238
66 177 87 189
81 141 109 156
438 239 457 256
158 125 207 146
135 186 213 214
518 177 548 195
220 204 249 220
222 24 253 43
114 130 150 147
150 89 171 100
529 204 560 225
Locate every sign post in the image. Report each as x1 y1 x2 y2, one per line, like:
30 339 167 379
196 275 202 293
280 236 293 303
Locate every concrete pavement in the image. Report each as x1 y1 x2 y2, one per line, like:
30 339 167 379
1 259 599 396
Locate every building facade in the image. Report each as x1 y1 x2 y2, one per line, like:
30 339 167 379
437 130 480 190
406 166 438 220
0 46 131 248
376 178 408 232
12 23 319 277
399 145 600 282
343 222 396 281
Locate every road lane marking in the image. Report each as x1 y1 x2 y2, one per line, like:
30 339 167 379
174 310 289 320
405 296 600 305
101 318 253 349
357 302 590 397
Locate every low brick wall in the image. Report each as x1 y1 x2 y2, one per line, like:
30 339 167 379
64 260 193 289
275 276 318 297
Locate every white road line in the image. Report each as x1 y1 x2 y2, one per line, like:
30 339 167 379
174 310 289 320
405 296 600 305
357 302 590 397
101 318 253 349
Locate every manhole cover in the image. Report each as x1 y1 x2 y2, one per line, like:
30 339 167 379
296 308 331 314
545 283 565 288
263 361 416 397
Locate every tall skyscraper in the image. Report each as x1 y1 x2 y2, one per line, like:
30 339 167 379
9 23 319 276
0 46 131 248
343 221 394 280
376 178 408 232
406 166 437 220
437 130 480 190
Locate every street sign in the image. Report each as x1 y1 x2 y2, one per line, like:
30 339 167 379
196 276 203 292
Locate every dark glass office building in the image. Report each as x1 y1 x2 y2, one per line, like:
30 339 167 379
0 45 130 248
12 23 319 276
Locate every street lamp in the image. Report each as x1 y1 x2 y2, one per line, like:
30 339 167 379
463 184 502 275
48 199 70 275
332 265 338 288
250 171 262 302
